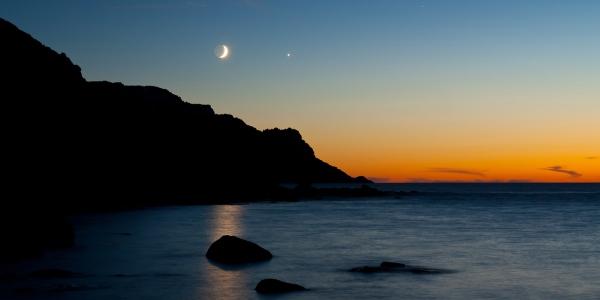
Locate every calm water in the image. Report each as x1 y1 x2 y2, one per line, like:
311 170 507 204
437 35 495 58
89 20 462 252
2 183 600 299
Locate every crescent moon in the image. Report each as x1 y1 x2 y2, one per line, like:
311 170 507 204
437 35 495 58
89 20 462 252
218 45 229 60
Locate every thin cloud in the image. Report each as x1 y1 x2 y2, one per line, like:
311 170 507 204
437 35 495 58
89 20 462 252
406 178 480 183
542 166 582 178
586 156 597 160
428 168 486 177
406 178 532 183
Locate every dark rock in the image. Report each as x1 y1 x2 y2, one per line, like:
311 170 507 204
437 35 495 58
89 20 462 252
293 184 387 199
349 266 384 273
380 261 406 268
407 267 448 274
350 261 451 275
206 235 272 264
255 278 307 294
43 219 75 248
354 176 373 183
29 268 84 278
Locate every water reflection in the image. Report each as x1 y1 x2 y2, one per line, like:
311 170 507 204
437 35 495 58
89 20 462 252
210 205 244 241
201 205 247 300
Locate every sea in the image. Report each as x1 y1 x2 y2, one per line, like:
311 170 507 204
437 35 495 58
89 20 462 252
1 183 599 299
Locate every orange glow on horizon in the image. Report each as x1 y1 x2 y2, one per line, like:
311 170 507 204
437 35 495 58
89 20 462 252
305 128 600 183
322 154 600 183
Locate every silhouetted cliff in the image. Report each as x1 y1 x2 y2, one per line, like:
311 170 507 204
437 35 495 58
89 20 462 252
1 18 367 212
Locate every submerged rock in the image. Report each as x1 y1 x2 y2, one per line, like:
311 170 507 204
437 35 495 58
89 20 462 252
205 235 272 264
379 261 406 268
255 278 307 294
349 266 384 273
350 261 451 275
407 267 447 274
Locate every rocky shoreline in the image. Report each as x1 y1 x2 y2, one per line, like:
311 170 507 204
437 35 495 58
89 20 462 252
1 184 417 263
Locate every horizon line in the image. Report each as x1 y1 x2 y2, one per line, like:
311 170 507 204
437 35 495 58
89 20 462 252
367 181 600 184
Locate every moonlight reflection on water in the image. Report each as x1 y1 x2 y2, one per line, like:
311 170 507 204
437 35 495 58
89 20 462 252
202 205 248 300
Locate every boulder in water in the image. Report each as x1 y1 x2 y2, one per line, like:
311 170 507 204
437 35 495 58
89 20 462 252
205 235 272 264
350 261 451 275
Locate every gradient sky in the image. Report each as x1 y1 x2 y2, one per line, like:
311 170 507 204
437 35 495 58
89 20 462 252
2 0 599 182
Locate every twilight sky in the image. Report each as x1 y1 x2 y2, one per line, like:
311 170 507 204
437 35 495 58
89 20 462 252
3 0 599 182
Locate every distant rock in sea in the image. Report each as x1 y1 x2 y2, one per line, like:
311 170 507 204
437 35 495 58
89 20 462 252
255 278 307 294
206 235 272 264
293 184 386 199
354 176 373 183
350 261 453 275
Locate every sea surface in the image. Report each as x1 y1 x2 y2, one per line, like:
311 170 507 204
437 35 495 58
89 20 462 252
2 183 600 299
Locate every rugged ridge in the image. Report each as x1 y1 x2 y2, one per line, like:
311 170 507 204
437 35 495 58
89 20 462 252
1 17 372 260
1 17 366 210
